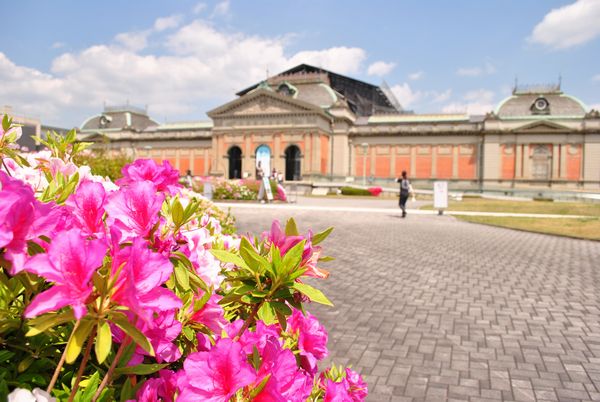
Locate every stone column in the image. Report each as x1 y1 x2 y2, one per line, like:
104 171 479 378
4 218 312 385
410 146 416 176
552 143 560 179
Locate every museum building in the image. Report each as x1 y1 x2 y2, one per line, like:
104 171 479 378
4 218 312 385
79 64 600 190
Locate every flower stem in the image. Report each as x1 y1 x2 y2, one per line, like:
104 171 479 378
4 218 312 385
1 158 12 176
47 319 81 394
234 303 261 340
91 337 129 402
67 326 97 402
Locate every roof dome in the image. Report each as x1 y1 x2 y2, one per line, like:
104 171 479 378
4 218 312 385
80 105 159 131
495 89 587 118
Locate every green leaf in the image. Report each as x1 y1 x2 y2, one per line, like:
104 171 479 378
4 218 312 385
76 371 100 402
318 256 335 262
95 322 112 364
270 301 292 316
114 363 169 376
257 303 276 325
174 262 190 290
17 356 34 373
0 350 15 362
110 313 154 356
281 240 305 276
210 249 250 271
2 114 10 132
26 310 75 336
172 198 184 227
285 218 299 236
182 326 195 341
66 319 95 364
119 377 136 402
311 227 334 245
292 282 333 306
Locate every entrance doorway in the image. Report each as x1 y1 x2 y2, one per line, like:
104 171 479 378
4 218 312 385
285 145 302 181
228 146 242 179
531 145 551 180
255 145 271 178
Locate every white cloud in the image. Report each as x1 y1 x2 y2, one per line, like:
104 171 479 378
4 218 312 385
367 61 396 76
529 0 600 49
211 0 231 18
154 15 182 32
193 2 207 14
51 42 65 49
0 19 369 126
432 89 452 103
589 103 600 111
456 61 496 77
289 47 366 75
593 74 600 82
390 83 423 108
408 71 424 80
115 31 150 51
390 83 453 110
442 89 495 115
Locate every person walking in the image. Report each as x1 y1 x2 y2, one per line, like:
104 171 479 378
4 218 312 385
396 171 410 218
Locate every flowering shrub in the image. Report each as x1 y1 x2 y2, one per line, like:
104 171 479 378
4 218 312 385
0 115 366 401
367 187 382 197
213 180 256 200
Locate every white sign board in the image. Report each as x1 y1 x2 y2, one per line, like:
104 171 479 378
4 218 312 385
203 182 213 200
433 181 448 209
262 177 274 201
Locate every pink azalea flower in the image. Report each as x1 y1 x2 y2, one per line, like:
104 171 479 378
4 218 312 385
23 229 106 319
105 181 164 240
262 220 304 255
254 338 312 402
66 180 107 237
324 379 353 402
287 309 328 374
0 172 64 273
111 238 181 322
177 338 256 402
345 368 368 401
134 369 179 402
238 321 282 355
189 293 228 334
262 220 329 279
117 159 181 194
137 310 182 363
184 228 223 287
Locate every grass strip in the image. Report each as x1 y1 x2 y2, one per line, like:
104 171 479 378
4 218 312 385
422 198 600 216
458 215 600 241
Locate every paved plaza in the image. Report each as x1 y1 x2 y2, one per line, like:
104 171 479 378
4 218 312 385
229 199 600 402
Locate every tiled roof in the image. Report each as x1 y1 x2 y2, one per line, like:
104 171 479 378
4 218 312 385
368 114 469 124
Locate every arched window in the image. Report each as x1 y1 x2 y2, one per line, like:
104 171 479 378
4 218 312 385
284 145 302 181
255 145 271 178
227 146 242 179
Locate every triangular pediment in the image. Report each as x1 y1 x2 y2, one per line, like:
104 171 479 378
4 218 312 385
208 89 324 118
512 120 572 133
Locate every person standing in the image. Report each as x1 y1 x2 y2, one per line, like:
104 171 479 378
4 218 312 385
185 169 193 188
396 171 410 218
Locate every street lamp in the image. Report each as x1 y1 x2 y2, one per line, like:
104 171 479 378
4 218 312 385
361 142 369 186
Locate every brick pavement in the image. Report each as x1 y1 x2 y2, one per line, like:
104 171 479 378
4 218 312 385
231 205 600 402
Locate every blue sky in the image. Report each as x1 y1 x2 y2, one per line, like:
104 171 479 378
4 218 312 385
2 0 600 127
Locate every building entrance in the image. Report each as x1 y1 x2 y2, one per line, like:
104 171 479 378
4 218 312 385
285 145 302 181
228 146 242 179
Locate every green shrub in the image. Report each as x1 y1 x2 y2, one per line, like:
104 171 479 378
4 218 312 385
73 149 132 180
341 186 373 196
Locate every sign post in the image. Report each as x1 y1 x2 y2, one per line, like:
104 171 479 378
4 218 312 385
262 177 274 202
433 181 448 215
203 182 213 200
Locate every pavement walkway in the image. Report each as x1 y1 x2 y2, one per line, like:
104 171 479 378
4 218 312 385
215 196 587 219
229 202 600 402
